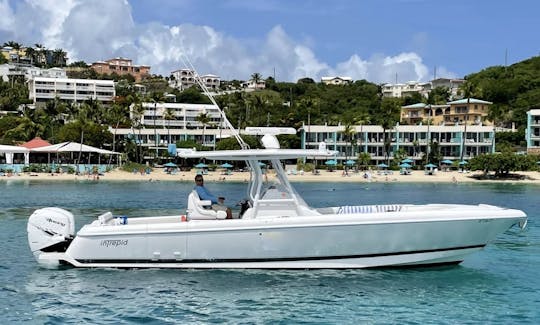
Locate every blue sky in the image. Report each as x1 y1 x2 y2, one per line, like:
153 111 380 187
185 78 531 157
1 0 539 83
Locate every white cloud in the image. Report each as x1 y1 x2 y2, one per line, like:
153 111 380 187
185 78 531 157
0 0 451 83
0 0 15 31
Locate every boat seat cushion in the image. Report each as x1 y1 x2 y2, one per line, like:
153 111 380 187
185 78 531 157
337 205 402 214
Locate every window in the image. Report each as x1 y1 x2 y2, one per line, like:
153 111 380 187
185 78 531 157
455 106 468 114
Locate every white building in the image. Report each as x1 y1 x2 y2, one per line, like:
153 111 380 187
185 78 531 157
0 63 66 82
242 78 266 90
116 102 227 150
526 109 540 154
382 78 465 99
321 76 353 85
28 77 115 106
431 78 465 99
381 81 431 98
301 124 497 164
169 69 220 90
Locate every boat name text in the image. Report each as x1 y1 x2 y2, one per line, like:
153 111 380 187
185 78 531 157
100 239 128 247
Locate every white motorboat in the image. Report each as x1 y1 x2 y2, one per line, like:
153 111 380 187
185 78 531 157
27 128 527 269
26 67 527 269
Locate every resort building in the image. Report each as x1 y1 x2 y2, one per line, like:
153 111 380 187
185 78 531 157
300 124 497 165
431 78 465 99
445 98 492 126
381 81 431 98
28 77 115 106
91 57 150 81
1 46 68 67
242 78 266 90
526 109 540 154
169 69 221 90
0 63 66 82
112 102 228 153
400 98 493 126
321 76 353 85
382 78 465 99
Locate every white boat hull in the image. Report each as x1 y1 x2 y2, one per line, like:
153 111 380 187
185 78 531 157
32 204 526 269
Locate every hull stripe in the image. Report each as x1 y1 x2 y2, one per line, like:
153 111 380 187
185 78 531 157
74 244 485 265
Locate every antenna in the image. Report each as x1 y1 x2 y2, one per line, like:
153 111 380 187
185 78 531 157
180 55 249 150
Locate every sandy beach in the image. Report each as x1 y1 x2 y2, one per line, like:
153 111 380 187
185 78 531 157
2 168 539 184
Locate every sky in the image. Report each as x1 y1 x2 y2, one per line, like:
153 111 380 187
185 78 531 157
1 0 539 84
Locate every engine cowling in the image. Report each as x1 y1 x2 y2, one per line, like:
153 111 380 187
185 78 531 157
27 207 75 260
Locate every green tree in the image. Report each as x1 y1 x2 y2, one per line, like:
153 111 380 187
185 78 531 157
340 123 356 173
215 135 262 150
196 112 212 145
375 96 401 164
163 106 176 144
458 81 480 162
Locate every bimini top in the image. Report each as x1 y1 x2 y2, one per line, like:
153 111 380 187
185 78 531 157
177 147 336 161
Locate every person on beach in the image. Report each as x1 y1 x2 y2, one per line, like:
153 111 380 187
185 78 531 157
194 175 232 219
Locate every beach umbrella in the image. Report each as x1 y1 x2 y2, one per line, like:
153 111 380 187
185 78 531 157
325 160 337 166
459 161 468 165
424 163 437 168
220 163 233 168
441 159 453 164
194 162 208 168
402 158 414 164
345 159 356 166
399 163 412 168
164 162 177 167
377 163 388 168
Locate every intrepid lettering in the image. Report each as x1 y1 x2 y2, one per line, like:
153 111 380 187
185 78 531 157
100 239 128 247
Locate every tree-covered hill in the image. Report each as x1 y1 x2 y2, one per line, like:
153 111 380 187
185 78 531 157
465 56 540 128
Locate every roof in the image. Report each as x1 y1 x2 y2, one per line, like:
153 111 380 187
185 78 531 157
401 103 426 109
447 98 492 105
0 144 29 153
30 142 120 154
20 137 51 149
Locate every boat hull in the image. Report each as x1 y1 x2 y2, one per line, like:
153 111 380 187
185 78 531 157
36 206 526 269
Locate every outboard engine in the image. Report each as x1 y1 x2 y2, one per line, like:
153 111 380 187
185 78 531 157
27 207 75 261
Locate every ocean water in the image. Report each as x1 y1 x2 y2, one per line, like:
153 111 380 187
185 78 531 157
1 180 538 324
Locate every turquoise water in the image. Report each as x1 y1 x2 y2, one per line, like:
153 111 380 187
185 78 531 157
1 180 538 323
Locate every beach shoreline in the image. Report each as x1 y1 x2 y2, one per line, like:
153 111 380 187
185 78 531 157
1 169 539 184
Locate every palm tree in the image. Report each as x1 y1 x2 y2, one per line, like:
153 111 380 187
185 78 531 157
196 112 211 145
131 101 146 163
355 113 371 154
163 106 176 144
149 92 166 158
74 104 90 167
34 43 46 66
341 123 356 175
458 82 478 162
4 105 46 141
104 103 129 160
251 72 262 89
24 47 36 64
52 48 67 67
377 97 401 165
424 92 435 164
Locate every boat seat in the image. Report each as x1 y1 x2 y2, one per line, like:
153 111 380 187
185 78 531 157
186 190 227 220
337 205 402 214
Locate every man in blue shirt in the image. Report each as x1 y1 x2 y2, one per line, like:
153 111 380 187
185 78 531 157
194 175 232 219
